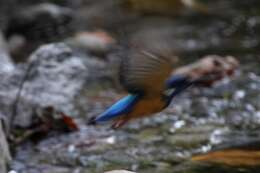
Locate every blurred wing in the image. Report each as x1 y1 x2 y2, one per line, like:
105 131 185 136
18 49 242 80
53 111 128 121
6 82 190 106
94 94 140 123
120 50 173 96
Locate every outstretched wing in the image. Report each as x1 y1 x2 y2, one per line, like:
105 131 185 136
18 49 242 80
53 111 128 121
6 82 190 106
120 50 174 96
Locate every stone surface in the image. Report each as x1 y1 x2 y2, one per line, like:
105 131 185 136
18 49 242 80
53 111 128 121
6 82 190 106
0 0 14 30
0 43 112 128
0 31 15 74
0 121 11 173
173 55 239 87
6 3 74 42
126 0 208 16
66 30 116 55
105 170 136 173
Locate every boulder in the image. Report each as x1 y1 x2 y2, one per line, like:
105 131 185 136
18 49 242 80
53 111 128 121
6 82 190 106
66 30 116 56
0 31 15 73
6 3 74 42
0 121 11 173
0 43 111 128
173 55 239 87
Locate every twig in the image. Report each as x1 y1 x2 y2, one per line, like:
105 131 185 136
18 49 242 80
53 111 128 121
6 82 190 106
9 60 36 134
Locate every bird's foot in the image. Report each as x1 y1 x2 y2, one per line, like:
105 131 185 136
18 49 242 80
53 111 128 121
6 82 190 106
111 119 128 129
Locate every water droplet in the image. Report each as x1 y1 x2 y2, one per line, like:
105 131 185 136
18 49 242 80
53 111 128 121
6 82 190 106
169 120 185 133
105 136 116 144
8 170 17 173
68 145 76 153
234 90 245 99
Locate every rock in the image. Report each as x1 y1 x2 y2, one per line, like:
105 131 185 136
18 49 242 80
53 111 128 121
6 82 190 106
75 0 135 30
104 170 136 173
6 3 74 42
173 55 239 87
0 121 11 173
0 0 15 30
126 0 183 16
4 3 75 61
14 43 87 127
0 43 111 128
192 139 260 167
7 34 29 63
66 30 116 56
0 31 15 131
125 0 208 16
0 31 15 73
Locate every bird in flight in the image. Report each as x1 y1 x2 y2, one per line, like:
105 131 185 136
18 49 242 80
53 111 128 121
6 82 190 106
88 48 198 129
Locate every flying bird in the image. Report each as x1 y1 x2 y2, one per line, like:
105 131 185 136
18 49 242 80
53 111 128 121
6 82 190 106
88 49 197 129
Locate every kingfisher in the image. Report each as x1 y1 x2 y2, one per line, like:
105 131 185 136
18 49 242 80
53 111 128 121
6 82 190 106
88 49 198 129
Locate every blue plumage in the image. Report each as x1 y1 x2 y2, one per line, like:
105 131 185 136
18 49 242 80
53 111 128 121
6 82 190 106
94 94 141 123
164 75 193 106
165 75 190 89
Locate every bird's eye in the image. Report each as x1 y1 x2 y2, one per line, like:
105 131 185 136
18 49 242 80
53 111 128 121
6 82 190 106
213 59 222 67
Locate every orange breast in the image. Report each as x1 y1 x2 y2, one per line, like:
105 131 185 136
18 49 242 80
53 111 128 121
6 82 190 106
127 97 165 120
112 96 166 128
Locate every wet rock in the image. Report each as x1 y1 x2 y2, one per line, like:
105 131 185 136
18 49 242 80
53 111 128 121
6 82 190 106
174 55 239 87
167 134 207 149
10 164 71 173
126 0 184 16
0 0 15 30
105 170 136 173
75 0 137 31
66 30 116 56
192 138 260 167
7 34 30 63
0 121 11 173
136 128 163 143
4 3 75 61
0 43 112 128
126 0 209 16
6 3 74 42
0 31 15 132
0 31 15 73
